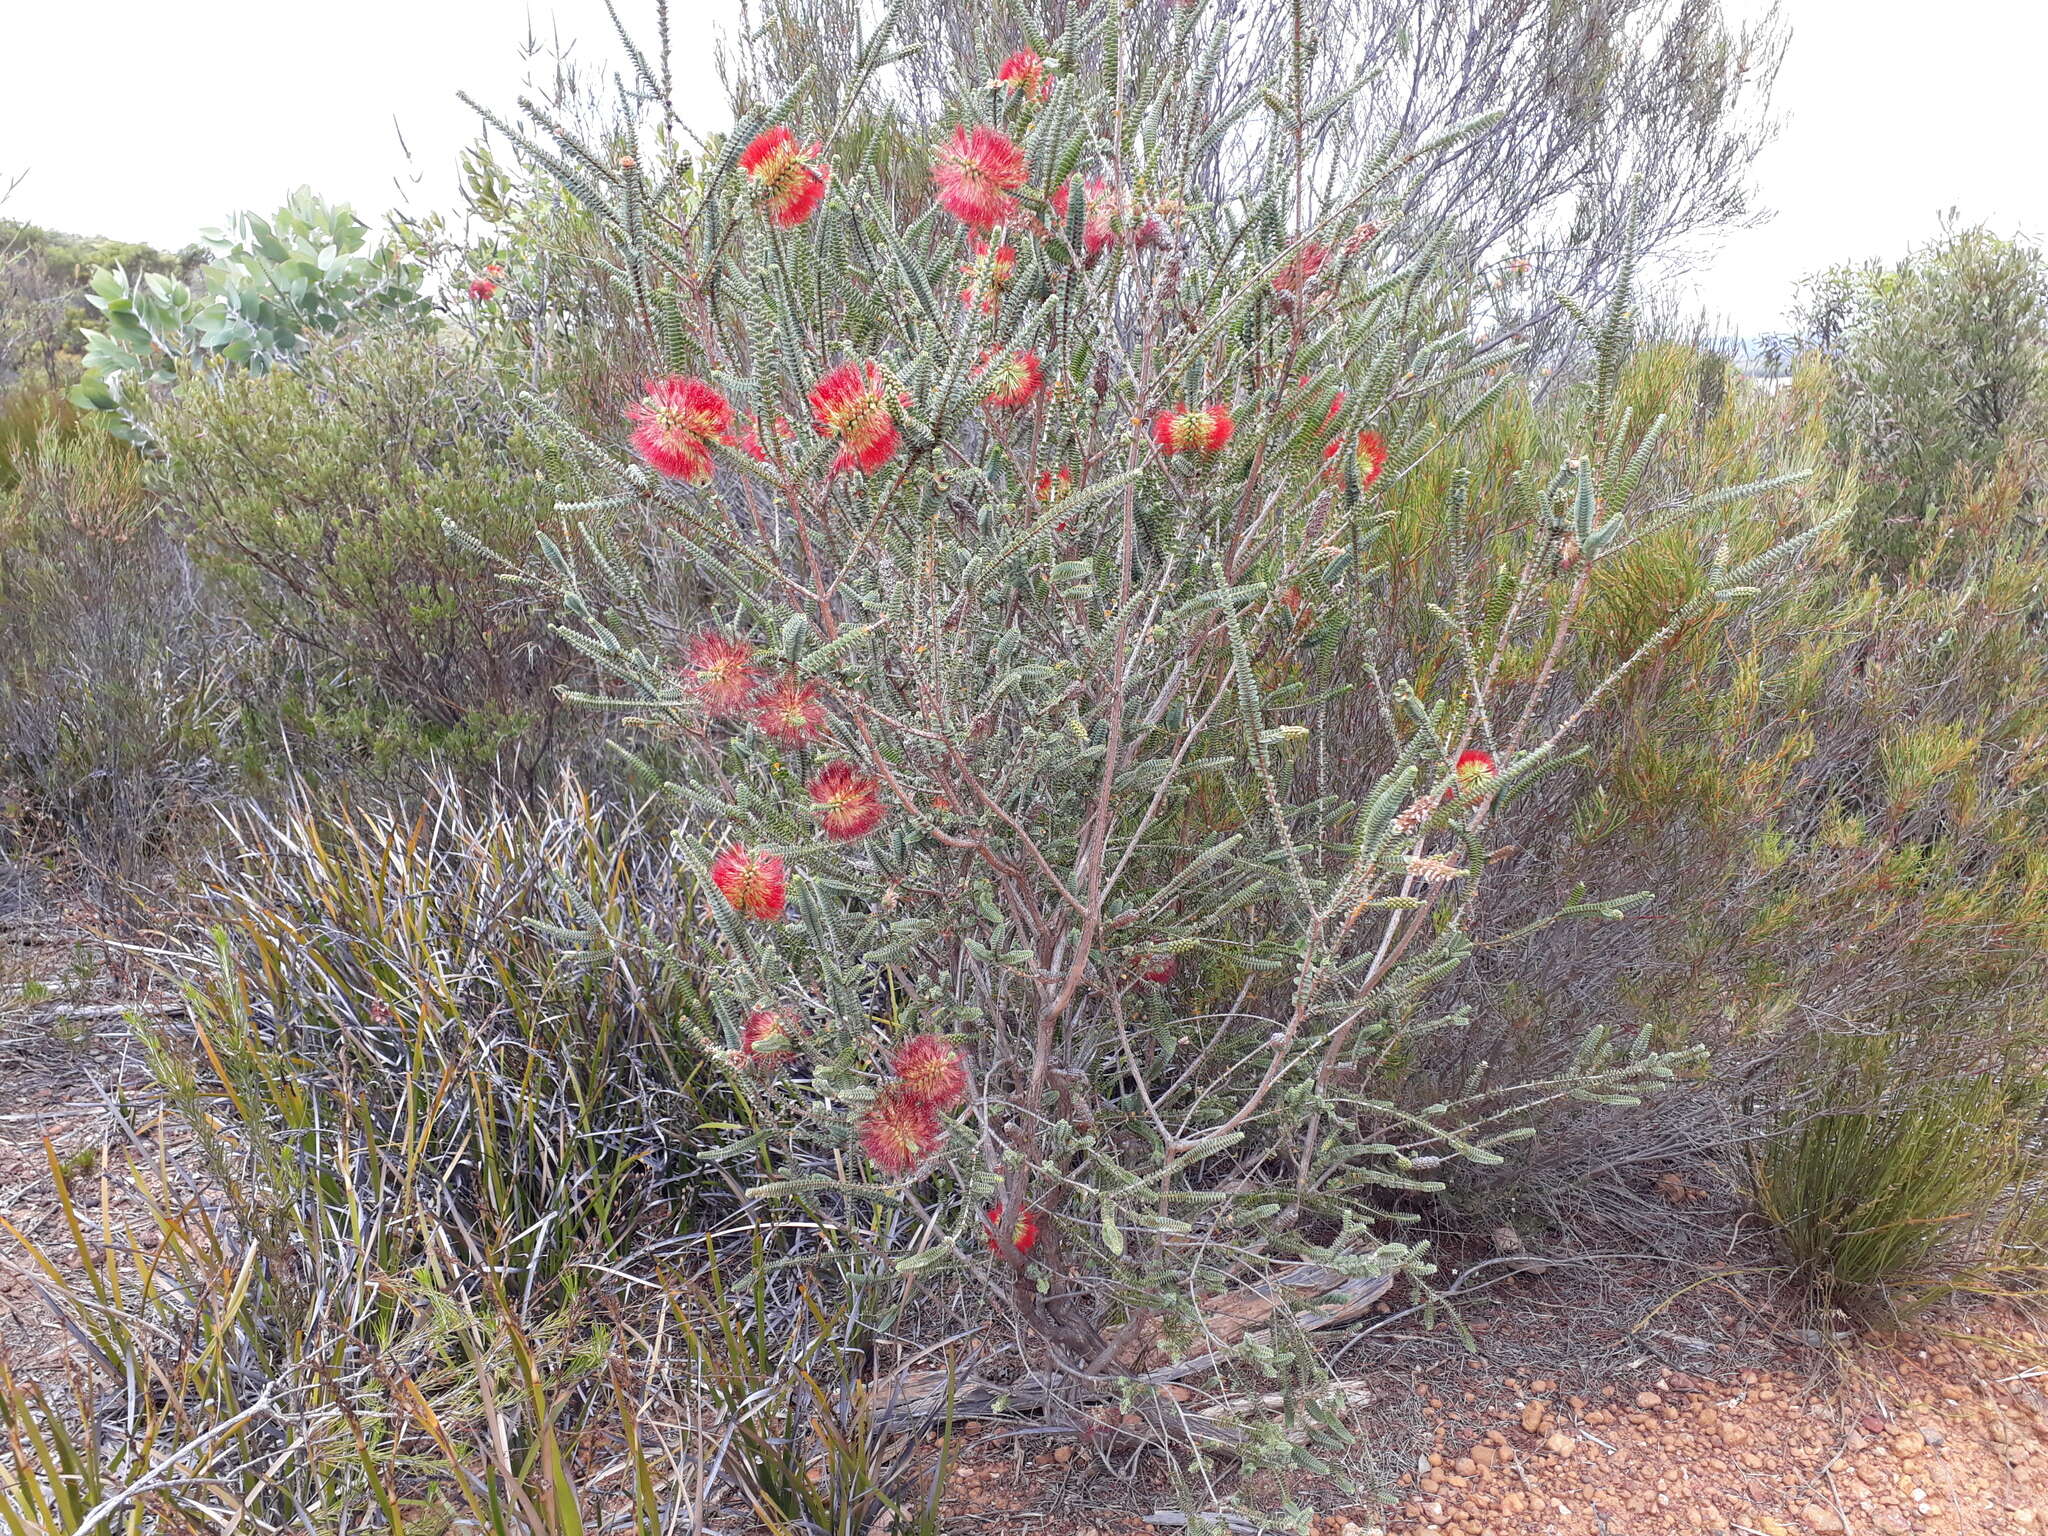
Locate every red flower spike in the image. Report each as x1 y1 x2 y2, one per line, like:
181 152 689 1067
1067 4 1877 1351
808 361 901 476
628 376 734 485
1356 430 1389 489
709 845 787 921
891 1034 969 1111
720 413 769 463
1272 242 1329 294
986 1205 1040 1255
739 125 829 227
860 1087 943 1176
740 1008 799 1071
1455 749 1498 790
933 125 1026 230
751 675 826 745
681 631 759 716
1151 403 1234 456
959 237 1017 314
978 348 1043 409
808 760 886 842
996 49 1052 102
1139 954 1179 986
1048 179 1129 262
1323 428 1388 491
468 276 498 302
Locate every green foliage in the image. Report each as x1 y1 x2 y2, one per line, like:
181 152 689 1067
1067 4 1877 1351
72 188 430 434
149 327 579 788
1795 225 2048 570
1758 1032 2048 1305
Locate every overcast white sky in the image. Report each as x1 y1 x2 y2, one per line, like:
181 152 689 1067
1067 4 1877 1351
3 1 2042 337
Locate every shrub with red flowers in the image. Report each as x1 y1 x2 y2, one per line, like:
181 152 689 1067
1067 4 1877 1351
489 3 1830 1449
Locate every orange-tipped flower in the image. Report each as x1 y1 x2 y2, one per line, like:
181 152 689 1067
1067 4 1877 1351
958 237 1016 314
808 360 901 476
933 125 1026 230
978 348 1043 409
709 845 787 921
995 49 1052 102
681 630 759 716
739 125 828 227
1152 403 1234 456
751 675 826 745
891 1034 969 1111
1454 748 1498 789
628 376 733 485
985 1204 1040 1255
808 760 886 842
1034 466 1073 505
859 1087 943 1176
1323 428 1389 490
740 1008 799 1071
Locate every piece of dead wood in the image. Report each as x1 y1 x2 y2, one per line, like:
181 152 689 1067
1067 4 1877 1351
874 1266 1392 1438
26 1001 184 1024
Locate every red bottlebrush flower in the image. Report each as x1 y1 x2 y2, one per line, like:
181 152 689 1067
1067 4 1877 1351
1342 221 1380 254
995 48 1052 102
1272 242 1329 294
859 1087 943 1176
681 630 759 716
958 237 1017 314
720 413 769 463
933 125 1026 230
628 376 733 485
1454 748 1498 789
751 675 826 745
467 275 498 302
808 361 901 476
1139 953 1179 986
985 1204 1040 1255
709 845 788 921
740 1008 799 1070
891 1034 969 1111
808 760 886 842
739 125 829 227
1324 428 1389 490
1151 403 1234 456
978 348 1043 409
1035 467 1073 504
1048 179 1129 262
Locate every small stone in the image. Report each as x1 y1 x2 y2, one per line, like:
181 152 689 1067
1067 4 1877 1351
1545 1432 1576 1457
1915 1421 1944 1446
1052 1445 1074 1465
1521 1400 1550 1434
1637 1391 1663 1408
1890 1431 1926 1457
1756 1518 1790 1536
1802 1504 1846 1533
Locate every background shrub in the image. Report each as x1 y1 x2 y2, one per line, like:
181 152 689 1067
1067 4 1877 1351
149 327 584 792
0 419 240 879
